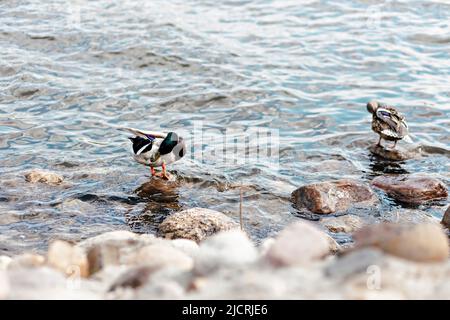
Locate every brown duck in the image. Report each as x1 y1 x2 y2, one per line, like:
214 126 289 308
367 101 411 149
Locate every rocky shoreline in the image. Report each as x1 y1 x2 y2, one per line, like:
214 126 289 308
1 205 449 299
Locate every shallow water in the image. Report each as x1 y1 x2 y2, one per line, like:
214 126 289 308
1 0 449 254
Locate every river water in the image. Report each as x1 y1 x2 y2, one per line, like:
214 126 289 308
1 0 449 254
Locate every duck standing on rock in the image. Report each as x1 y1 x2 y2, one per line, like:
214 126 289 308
367 100 412 149
121 127 186 180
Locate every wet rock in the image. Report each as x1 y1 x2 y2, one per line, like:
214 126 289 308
9 253 45 269
47 240 89 277
194 230 258 276
353 223 449 262
24 169 63 185
369 144 417 161
0 256 12 270
159 208 239 242
320 215 365 233
0 271 9 299
371 175 448 204
131 244 193 271
291 179 377 214
442 206 450 229
265 221 331 266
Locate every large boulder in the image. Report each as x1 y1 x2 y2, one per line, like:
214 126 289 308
264 221 331 266
291 179 377 214
159 208 239 242
371 175 448 204
353 222 449 262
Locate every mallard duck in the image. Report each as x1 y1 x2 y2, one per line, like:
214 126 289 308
367 101 411 148
121 127 186 180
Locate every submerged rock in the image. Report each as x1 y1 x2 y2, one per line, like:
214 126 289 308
265 221 331 266
353 222 449 262
369 144 417 161
442 206 450 229
194 230 258 276
24 169 64 185
291 179 377 214
159 208 239 242
320 215 365 233
47 240 89 278
371 175 448 204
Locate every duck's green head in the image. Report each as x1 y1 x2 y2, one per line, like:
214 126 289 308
366 101 379 114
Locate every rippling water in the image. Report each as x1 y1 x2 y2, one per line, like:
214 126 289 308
1 0 449 254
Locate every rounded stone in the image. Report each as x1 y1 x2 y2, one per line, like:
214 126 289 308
371 175 448 204
194 230 258 276
353 222 449 262
47 240 89 277
265 221 331 266
159 208 239 242
291 179 377 214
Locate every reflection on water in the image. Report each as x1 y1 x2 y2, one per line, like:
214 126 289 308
0 0 449 253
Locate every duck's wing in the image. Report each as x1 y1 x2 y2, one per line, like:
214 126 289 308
376 107 409 138
118 127 167 140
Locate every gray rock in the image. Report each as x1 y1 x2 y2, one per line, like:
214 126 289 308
265 221 331 266
291 179 377 214
353 222 449 262
325 248 384 279
77 230 160 266
371 174 448 204
194 230 258 276
369 144 417 161
159 208 239 242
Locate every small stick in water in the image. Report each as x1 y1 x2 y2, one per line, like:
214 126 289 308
239 186 244 231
